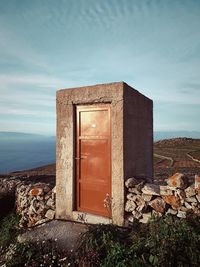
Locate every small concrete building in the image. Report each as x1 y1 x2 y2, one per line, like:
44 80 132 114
56 82 153 226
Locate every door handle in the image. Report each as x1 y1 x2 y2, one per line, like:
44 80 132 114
75 156 87 160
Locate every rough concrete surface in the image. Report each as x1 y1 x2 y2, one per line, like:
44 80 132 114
56 81 153 226
18 220 87 251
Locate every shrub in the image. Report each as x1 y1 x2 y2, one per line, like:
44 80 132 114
0 212 20 247
78 215 200 267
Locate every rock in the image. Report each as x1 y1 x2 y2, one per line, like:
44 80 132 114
159 186 173 196
45 209 55 220
179 206 188 212
36 195 44 201
125 200 137 212
29 187 43 196
136 202 147 212
166 208 177 215
167 173 187 189
127 193 137 201
149 197 166 214
127 215 134 223
28 204 37 214
46 198 55 208
174 189 185 200
141 183 160 195
196 195 200 202
184 202 192 209
177 210 186 218
191 202 198 208
128 187 142 194
185 197 197 203
34 218 49 226
139 212 152 224
185 186 196 198
52 186 56 193
132 210 142 219
195 175 200 191
125 177 144 188
162 195 181 210
142 193 152 202
152 210 162 217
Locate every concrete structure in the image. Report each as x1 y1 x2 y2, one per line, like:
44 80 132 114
56 82 153 226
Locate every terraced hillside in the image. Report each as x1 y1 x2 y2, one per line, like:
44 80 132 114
2 138 199 186
154 138 200 184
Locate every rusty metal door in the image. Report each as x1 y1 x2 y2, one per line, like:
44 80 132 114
76 104 111 217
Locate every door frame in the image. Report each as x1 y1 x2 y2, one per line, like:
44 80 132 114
75 103 112 217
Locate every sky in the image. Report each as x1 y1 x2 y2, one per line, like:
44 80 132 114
0 0 200 135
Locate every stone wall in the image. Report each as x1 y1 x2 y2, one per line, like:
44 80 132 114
16 182 56 227
125 173 200 224
0 177 21 199
0 176 56 227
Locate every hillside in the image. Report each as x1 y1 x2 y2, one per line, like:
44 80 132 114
2 137 199 185
154 137 200 184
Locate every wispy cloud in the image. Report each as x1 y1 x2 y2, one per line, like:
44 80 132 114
0 73 67 88
0 0 199 133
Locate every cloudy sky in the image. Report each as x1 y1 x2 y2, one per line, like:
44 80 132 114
0 0 199 135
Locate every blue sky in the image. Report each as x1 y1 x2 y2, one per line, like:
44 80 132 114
0 0 199 135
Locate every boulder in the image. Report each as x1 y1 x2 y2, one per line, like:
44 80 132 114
167 173 187 189
149 197 166 214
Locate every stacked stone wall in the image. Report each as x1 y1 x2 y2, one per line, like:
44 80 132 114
125 173 200 223
16 182 56 227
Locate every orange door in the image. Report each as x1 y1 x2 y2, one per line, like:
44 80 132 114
76 104 111 217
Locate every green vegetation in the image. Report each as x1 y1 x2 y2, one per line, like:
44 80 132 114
77 215 200 266
0 212 20 247
1 214 200 266
6 240 75 267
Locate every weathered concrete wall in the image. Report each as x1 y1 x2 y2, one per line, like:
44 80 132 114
56 82 153 226
56 82 124 225
124 83 153 182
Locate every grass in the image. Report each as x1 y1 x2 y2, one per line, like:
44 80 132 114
76 215 200 266
0 213 200 266
0 212 20 247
